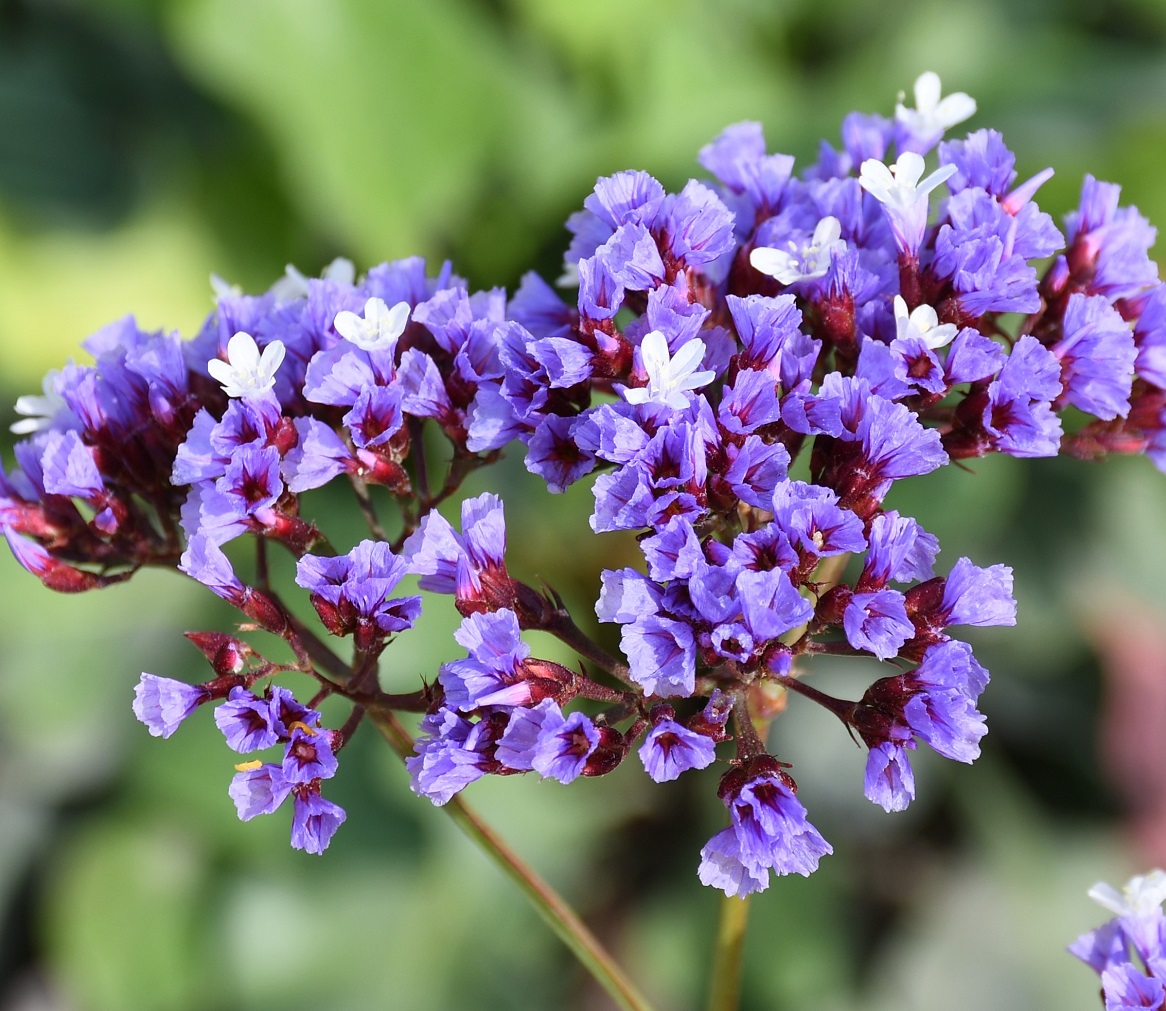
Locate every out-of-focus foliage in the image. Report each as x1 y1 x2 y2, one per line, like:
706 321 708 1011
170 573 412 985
2 0 1166 1007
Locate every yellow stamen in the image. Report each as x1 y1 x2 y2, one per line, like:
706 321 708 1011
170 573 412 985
288 720 317 737
234 759 263 772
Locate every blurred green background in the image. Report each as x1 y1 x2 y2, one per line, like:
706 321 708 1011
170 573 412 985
3 0 1166 1007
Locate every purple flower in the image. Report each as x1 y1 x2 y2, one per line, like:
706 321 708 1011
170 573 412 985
496 699 562 771
638 714 717 782
282 725 339 784
860 511 939 588
296 540 422 645
621 614 697 697
698 121 794 221
290 789 347 854
864 741 916 812
407 707 496 805
940 557 1017 628
1053 293 1137 421
699 762 832 896
132 673 208 738
441 609 544 711
654 180 736 266
403 492 511 606
843 589 914 660
1063 175 1159 302
532 709 600 784
229 763 291 820
214 688 279 752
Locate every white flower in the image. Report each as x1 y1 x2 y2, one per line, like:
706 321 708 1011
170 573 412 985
210 274 243 303
750 216 845 285
269 257 356 305
893 295 958 350
895 71 976 141
207 332 285 399
860 152 956 255
623 330 715 410
1088 870 1166 919
334 297 411 351
11 369 68 435
860 152 955 214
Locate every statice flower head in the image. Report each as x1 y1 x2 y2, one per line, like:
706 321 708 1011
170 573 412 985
295 540 422 650
15 68 1166 907
698 758 832 897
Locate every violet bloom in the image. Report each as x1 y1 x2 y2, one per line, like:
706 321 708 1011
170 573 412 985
403 491 511 608
843 589 914 661
282 725 339 784
620 614 697 698
864 740 916 813
290 789 347 854
699 762 832 897
496 699 563 772
228 763 291 820
531 709 600 784
132 673 209 738
939 557 1017 628
296 539 422 645
638 716 717 783
440 608 534 711
1053 292 1137 421
214 687 279 752
407 707 497 805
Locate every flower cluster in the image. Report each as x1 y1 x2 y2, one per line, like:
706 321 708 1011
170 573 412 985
1072 871 1166 1008
3 73 1163 900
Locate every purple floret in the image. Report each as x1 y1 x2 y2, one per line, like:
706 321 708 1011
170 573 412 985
864 741 916 812
132 673 208 738
621 614 697 698
1053 292 1137 421
229 763 290 820
639 717 717 782
290 790 347 854
698 764 832 897
214 687 280 752
531 709 600 784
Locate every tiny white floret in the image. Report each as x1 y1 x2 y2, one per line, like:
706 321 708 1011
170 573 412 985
859 152 956 214
270 257 356 305
750 216 845 285
11 369 67 435
210 274 243 303
896 71 977 140
893 295 958 350
1088 870 1166 919
334 297 411 351
623 330 715 411
207 332 285 399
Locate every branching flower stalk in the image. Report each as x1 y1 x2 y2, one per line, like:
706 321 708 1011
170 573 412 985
5 71 1166 1006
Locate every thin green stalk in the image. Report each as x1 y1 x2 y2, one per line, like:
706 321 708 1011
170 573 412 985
367 709 656 1011
706 893 751 1011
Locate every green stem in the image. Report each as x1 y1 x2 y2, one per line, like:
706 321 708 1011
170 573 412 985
367 709 656 1011
706 893 751 1011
